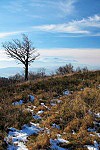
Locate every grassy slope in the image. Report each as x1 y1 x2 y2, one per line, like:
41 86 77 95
0 70 100 149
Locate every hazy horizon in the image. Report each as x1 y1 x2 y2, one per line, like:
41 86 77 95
0 48 100 77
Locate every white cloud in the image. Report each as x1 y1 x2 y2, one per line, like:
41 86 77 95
1 48 100 67
3 0 28 13
30 0 77 17
32 15 100 36
0 31 25 38
38 48 100 65
58 0 78 16
70 14 100 28
32 24 89 34
2 0 78 22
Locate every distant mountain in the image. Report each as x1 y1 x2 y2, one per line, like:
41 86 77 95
0 67 56 78
0 67 23 77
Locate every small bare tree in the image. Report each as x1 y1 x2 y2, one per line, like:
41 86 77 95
2 34 39 80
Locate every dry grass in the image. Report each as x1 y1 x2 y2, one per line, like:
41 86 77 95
0 70 100 149
27 133 50 150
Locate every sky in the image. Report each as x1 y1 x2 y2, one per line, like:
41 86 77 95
0 0 100 73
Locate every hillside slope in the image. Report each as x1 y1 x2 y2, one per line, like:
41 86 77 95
0 70 100 150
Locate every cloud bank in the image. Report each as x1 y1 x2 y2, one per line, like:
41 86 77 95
38 48 100 65
32 15 100 36
0 31 24 38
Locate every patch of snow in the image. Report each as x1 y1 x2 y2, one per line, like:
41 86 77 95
50 136 69 150
22 124 41 135
57 100 62 104
93 121 100 126
86 141 100 150
44 127 50 134
98 85 100 89
29 95 35 102
57 134 61 138
41 103 50 110
8 127 17 132
63 132 67 135
12 95 35 106
95 113 100 118
80 88 84 91
27 105 36 109
12 100 24 106
86 145 98 150
33 106 36 109
72 130 76 134
50 99 62 106
6 123 42 150
63 90 70 96
95 133 100 137
50 139 67 150
87 128 100 138
33 114 41 120
37 110 44 115
8 142 28 150
26 108 33 113
88 110 93 115
87 127 96 132
41 103 47 108
50 103 56 106
90 134 95 136
30 122 40 128
57 138 69 144
52 123 60 130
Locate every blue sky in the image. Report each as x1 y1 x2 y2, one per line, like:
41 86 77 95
0 0 100 48
0 0 100 72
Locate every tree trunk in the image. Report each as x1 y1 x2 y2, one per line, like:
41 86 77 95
25 60 28 81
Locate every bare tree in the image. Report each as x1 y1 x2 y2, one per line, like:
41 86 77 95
56 63 73 75
2 34 39 80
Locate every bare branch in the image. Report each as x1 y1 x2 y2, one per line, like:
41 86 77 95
2 34 40 80
28 53 40 63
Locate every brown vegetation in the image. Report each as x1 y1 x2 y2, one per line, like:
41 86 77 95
0 70 100 149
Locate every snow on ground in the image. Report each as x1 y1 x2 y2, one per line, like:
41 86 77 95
33 114 42 120
50 136 69 150
29 95 35 102
6 123 42 150
52 123 60 130
37 110 44 115
25 106 43 121
57 99 62 103
95 113 100 118
50 139 66 150
50 102 56 106
7 141 28 150
41 102 50 110
41 103 48 108
7 92 100 150
88 125 100 138
50 99 62 106
86 141 100 150
88 127 96 132
44 127 50 134
12 100 24 106
86 113 100 150
26 105 43 121
63 90 70 95
22 123 42 135
93 121 100 126
12 95 35 106
57 138 69 144
26 108 34 113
